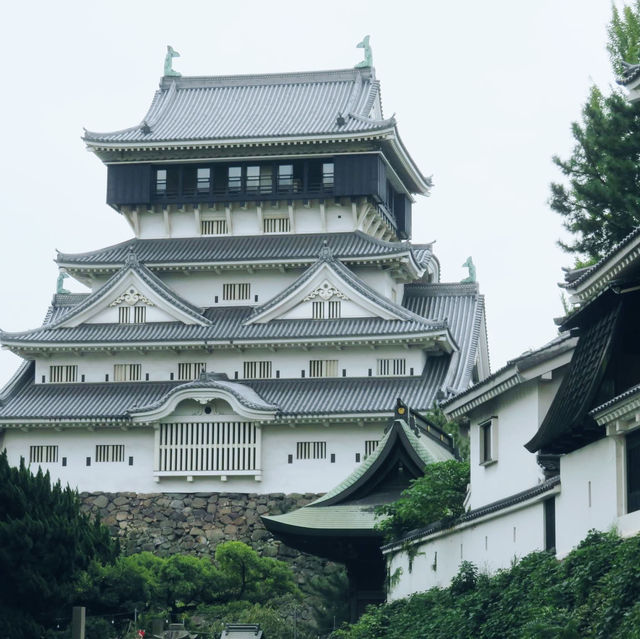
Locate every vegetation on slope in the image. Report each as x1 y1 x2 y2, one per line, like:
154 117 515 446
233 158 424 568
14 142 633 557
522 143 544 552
335 530 640 639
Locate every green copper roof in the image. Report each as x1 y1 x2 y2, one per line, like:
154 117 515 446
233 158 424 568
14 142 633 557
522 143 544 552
264 504 379 534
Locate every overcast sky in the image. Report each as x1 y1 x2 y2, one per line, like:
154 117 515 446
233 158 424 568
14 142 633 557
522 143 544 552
0 0 618 385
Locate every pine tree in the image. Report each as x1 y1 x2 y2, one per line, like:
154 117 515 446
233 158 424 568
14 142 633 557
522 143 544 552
551 2 640 264
0 451 118 638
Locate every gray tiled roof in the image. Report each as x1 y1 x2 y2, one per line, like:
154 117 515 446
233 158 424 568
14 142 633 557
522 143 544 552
84 69 392 144
0 359 449 422
404 283 484 391
1 309 446 347
56 232 428 271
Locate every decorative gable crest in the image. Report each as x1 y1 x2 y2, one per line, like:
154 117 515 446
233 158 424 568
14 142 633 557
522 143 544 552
109 287 156 307
303 281 349 302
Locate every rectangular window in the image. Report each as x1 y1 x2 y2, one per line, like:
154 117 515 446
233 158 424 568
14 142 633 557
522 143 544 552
155 169 167 194
364 440 379 459
228 166 242 193
197 167 211 194
95 444 125 463
479 418 497 464
243 361 273 379
223 283 251 301
263 217 290 233
328 300 341 319
158 422 258 472
376 358 407 376
201 219 228 235
134 306 146 323
296 441 327 460
309 359 338 378
49 365 78 383
113 364 141 382
312 301 325 319
277 164 294 191
178 362 206 381
119 306 130 323
246 165 261 192
627 430 640 513
322 162 334 189
30 445 58 464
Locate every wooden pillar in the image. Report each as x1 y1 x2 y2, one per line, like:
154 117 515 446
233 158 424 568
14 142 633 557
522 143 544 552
71 606 85 639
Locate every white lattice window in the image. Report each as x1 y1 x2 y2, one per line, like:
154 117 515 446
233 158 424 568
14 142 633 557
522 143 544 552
49 365 77 383
178 362 207 381
134 306 146 323
158 422 258 473
309 360 338 378
119 306 146 323
312 300 341 319
114 364 141 382
376 358 406 376
30 445 58 464
296 441 327 460
119 306 130 323
223 283 251 301
263 217 290 233
243 361 273 379
201 219 228 235
95 444 125 463
364 440 379 459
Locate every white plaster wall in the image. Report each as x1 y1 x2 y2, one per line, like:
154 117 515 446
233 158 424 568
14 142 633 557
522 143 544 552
33 346 426 384
2 421 386 494
387 500 547 600
351 268 398 302
86 305 177 324
555 437 619 557
468 383 544 509
136 202 359 240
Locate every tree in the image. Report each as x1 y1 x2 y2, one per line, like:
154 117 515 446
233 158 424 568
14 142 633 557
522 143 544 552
550 2 640 264
374 460 470 542
0 451 118 638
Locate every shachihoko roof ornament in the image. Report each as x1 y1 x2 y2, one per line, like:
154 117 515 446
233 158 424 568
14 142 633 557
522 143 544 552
461 256 476 283
164 45 181 77
355 35 373 69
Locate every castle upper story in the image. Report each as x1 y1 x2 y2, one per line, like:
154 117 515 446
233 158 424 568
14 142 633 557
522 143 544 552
83 67 431 242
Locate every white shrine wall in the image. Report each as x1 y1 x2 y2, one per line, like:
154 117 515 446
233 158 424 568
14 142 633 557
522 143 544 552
2 420 387 494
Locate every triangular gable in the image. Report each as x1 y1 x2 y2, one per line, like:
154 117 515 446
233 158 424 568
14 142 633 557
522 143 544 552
54 254 210 329
246 251 432 326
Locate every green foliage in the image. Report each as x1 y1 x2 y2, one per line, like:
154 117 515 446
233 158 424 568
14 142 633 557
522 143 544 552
304 566 350 635
551 2 640 263
0 451 118 638
374 460 469 542
335 530 640 639
425 403 469 461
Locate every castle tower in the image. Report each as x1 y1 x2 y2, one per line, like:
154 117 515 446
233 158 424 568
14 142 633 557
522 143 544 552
0 59 488 495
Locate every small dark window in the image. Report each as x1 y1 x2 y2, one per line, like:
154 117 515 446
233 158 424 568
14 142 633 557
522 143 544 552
105 374 109 382
342 369 347 377
170 372 174 381
145 373 149 381
480 420 493 463
228 166 242 193
41 375 45 383
81 374 86 382
288 454 293 464
204 406 212 415
355 453 361 463
214 295 219 303
86 457 91 467
544 498 556 551
254 294 259 302
128 456 134 466
627 430 640 512
330 453 336 463
62 457 67 467
301 370 305 378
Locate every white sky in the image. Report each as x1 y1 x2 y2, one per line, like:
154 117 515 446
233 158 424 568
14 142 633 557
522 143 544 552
0 0 618 385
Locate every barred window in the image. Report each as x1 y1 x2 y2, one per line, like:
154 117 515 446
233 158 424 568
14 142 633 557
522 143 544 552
178 362 206 381
364 440 379 459
263 217 290 233
114 364 141 382
376 358 406 376
30 445 58 464
296 441 327 460
119 306 130 323
309 360 338 378
134 306 146 323
243 361 273 379
223 283 251 301
49 365 77 383
95 444 125 463
201 219 228 235
312 300 341 319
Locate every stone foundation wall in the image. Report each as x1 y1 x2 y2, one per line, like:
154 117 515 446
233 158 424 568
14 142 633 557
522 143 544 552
79 491 327 586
